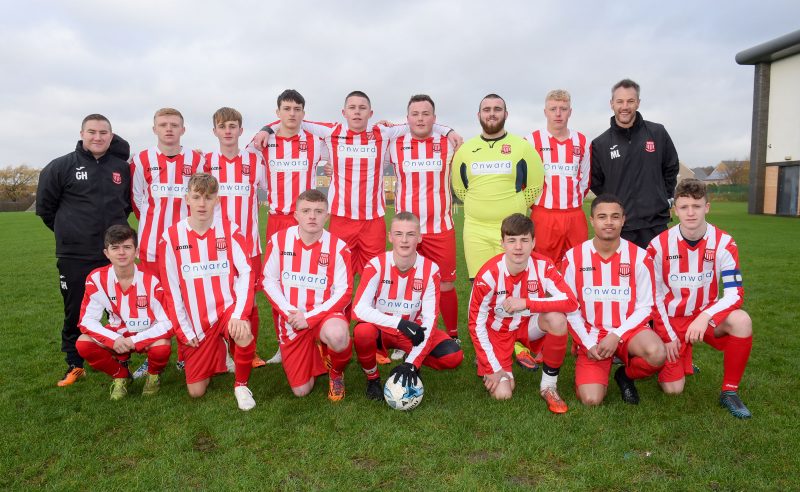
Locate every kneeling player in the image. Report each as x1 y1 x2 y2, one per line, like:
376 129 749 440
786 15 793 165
649 179 753 418
159 173 257 410
262 189 354 401
353 212 463 400
468 214 578 412
563 194 666 406
76 225 173 400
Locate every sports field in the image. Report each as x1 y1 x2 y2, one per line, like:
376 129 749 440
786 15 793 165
1 203 798 490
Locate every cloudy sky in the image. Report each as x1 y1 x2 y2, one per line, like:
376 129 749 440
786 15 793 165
2 0 798 169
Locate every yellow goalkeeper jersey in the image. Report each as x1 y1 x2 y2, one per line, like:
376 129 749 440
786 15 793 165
451 132 544 223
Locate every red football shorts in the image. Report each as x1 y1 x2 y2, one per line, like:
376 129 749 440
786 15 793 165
657 315 727 383
474 328 517 377
280 312 347 388
329 215 386 275
265 212 298 241
181 309 240 384
418 228 457 282
531 206 588 267
574 324 648 387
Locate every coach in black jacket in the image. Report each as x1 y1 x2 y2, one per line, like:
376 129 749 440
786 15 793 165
36 114 132 386
590 79 679 249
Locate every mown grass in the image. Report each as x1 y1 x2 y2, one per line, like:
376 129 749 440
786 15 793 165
1 203 798 490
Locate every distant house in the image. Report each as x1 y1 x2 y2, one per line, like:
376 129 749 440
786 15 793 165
677 162 696 183
736 29 800 216
692 167 709 180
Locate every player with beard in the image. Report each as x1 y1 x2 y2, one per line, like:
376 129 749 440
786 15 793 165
452 94 544 281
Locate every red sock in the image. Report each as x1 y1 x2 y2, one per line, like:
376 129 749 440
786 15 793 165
232 340 255 387
440 289 459 338
328 338 353 377
625 356 662 380
721 335 752 392
353 323 379 378
541 333 568 369
146 344 171 374
76 340 129 378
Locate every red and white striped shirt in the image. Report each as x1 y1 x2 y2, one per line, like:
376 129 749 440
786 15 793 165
131 147 202 262
469 252 578 373
647 223 744 342
354 252 441 366
262 226 352 343
562 239 654 349
79 264 173 350
389 132 454 234
203 150 266 257
526 129 590 210
293 121 451 220
255 130 326 216
158 217 253 344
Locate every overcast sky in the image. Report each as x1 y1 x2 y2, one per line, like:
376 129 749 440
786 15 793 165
2 0 798 169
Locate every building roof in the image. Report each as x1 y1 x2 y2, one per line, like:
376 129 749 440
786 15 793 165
736 29 800 65
692 167 708 179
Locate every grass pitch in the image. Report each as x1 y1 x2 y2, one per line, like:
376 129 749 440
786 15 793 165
1 203 798 490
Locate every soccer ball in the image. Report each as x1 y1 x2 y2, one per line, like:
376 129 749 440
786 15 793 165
383 376 424 411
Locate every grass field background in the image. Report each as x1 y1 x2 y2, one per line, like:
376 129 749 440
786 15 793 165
1 203 799 490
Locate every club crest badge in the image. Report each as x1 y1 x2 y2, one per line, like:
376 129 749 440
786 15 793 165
618 263 631 277
501 144 511 155
136 295 148 309
182 164 193 176
412 278 424 292
242 164 250 175
645 140 655 153
216 238 227 251
318 253 329 267
527 280 539 294
432 143 441 153
299 141 308 152
112 172 122 184
704 249 715 262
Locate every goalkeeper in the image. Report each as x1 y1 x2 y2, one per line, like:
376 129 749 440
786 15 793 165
452 94 544 279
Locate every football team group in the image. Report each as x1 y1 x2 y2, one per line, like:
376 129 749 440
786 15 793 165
35 78 753 418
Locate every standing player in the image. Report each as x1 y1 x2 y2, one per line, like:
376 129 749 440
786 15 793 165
353 212 464 401
563 194 666 406
130 108 203 277
158 173 257 410
204 107 268 368
469 214 577 412
648 179 753 418
251 90 327 365
262 189 354 401
36 113 132 386
452 94 544 281
253 90 460 275
388 95 460 342
76 225 172 400
591 79 679 249
525 90 590 268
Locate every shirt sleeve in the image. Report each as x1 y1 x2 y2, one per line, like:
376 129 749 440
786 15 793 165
230 228 253 320
353 260 404 329
35 160 62 231
702 238 744 325
611 254 654 338
526 262 579 313
130 156 145 220
579 140 592 199
300 120 337 139
648 242 678 343
562 254 597 350
519 140 544 206
405 269 441 367
451 146 468 202
158 235 196 344
589 140 605 197
662 131 679 199
78 273 121 349
261 235 297 319
468 272 503 373
305 244 353 324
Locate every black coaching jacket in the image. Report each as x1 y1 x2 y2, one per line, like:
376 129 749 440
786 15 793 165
36 135 132 260
590 112 679 231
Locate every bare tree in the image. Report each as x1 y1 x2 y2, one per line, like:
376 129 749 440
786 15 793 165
721 159 749 186
0 165 40 202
